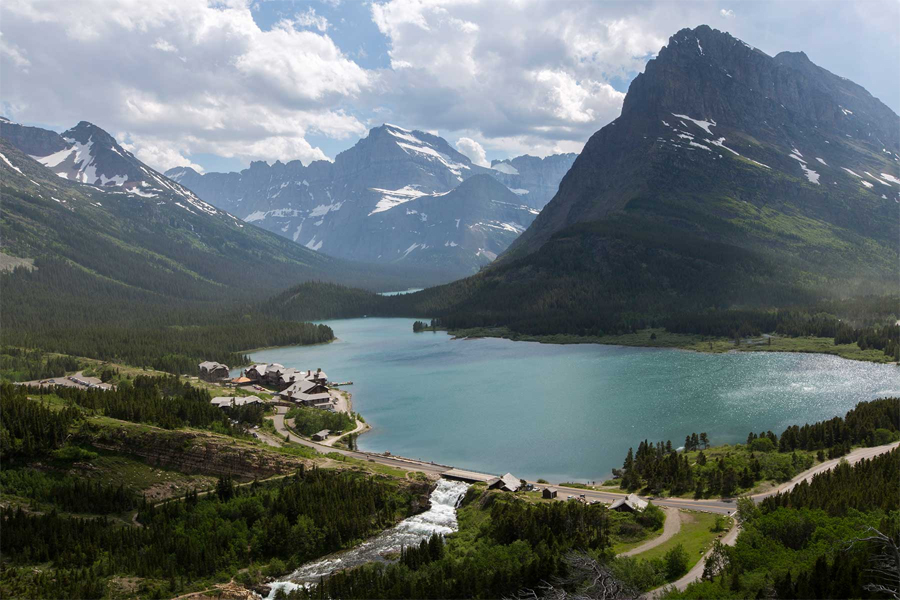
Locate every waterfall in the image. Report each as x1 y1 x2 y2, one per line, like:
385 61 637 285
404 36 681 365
266 479 469 598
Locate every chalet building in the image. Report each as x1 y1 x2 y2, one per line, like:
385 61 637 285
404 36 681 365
487 473 522 492
230 376 252 386
305 368 328 384
245 364 268 382
262 364 287 386
210 396 263 408
312 429 330 441
279 379 333 409
542 487 558 499
199 361 229 381
245 364 328 391
609 494 648 513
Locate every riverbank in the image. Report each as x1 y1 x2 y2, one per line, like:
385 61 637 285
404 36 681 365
448 326 897 364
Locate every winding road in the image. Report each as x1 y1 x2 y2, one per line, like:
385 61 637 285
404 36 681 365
621 507 682 557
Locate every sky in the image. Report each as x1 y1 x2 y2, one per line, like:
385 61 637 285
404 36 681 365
2 0 898 174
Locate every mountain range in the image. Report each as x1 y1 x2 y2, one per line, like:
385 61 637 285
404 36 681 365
350 25 899 336
166 125 575 279
0 119 445 336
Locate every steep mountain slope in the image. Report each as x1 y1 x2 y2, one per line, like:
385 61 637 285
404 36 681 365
0 123 444 317
488 153 577 209
386 26 899 336
167 124 572 278
509 25 898 258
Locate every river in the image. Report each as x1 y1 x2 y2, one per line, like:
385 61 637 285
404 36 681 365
241 318 899 482
266 479 469 598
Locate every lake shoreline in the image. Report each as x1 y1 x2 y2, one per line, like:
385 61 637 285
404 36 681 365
445 326 897 365
243 318 898 483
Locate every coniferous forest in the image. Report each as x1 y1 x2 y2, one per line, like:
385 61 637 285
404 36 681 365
617 398 900 497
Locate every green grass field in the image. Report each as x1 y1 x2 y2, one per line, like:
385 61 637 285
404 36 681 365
632 511 730 574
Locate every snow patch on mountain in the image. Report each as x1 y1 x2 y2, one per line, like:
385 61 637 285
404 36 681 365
788 152 820 184
491 162 519 175
368 185 431 215
671 113 717 135
0 151 22 174
310 202 343 217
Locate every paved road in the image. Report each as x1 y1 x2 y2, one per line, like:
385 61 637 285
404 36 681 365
268 406 449 477
267 405 898 516
752 441 900 500
621 507 682 557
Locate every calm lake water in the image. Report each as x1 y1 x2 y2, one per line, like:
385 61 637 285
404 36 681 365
243 318 899 482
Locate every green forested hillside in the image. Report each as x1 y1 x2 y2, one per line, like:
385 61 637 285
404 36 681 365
0 138 435 370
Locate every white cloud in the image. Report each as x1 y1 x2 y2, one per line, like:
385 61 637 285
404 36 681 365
2 0 896 171
369 1 653 156
119 137 204 173
455 137 489 166
293 7 330 32
0 33 30 71
1 0 368 170
152 38 177 52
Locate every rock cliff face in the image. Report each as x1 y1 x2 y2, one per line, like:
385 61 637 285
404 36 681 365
86 425 311 480
168 125 575 279
489 153 577 210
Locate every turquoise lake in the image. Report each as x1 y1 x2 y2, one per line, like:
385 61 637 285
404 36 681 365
242 318 900 483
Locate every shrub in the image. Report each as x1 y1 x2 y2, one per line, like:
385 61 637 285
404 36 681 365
750 437 776 452
52 445 99 462
637 503 666 530
664 544 690 579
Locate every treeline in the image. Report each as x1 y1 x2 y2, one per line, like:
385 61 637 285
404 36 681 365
0 385 82 458
281 492 610 600
618 398 899 497
667 449 900 599
778 396 900 452
665 300 899 359
0 469 425 599
412 320 439 332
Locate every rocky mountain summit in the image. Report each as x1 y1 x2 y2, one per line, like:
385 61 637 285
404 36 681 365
0 118 221 215
167 124 575 279
509 25 899 258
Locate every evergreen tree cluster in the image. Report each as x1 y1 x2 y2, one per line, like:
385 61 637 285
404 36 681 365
0 468 137 514
665 300 899 359
0 385 82 458
46 374 231 431
0 468 423 599
667 450 900 600
761 448 900 516
285 406 355 437
2 259 334 376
